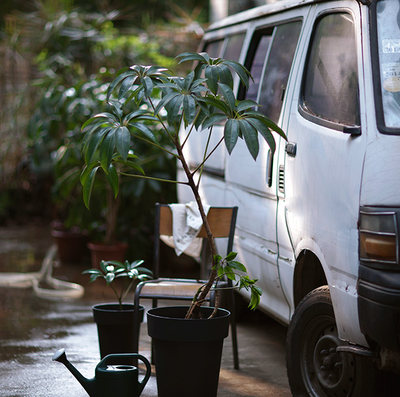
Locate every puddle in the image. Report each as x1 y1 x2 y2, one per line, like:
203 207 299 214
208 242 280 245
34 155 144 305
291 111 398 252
0 224 50 273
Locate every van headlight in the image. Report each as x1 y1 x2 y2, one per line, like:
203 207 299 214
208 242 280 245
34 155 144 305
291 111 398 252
359 207 399 266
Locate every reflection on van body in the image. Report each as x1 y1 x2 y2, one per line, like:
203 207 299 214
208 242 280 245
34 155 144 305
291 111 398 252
178 0 400 395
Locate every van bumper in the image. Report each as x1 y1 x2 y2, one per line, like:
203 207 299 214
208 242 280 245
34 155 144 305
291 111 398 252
358 264 400 351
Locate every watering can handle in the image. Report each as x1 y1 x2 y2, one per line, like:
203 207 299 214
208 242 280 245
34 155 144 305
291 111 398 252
98 353 151 395
135 354 151 394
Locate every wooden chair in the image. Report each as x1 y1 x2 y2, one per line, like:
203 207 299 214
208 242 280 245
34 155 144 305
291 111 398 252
133 203 240 369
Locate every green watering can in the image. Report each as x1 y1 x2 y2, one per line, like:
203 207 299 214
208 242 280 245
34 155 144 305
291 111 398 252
52 348 151 397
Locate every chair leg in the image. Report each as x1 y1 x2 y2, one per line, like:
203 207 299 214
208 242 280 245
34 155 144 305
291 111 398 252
150 298 158 365
229 289 239 370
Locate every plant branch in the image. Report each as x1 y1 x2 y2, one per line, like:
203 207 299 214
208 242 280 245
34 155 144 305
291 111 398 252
195 127 213 188
133 133 179 158
181 108 202 148
148 97 177 144
192 135 224 178
121 279 135 302
119 172 189 185
173 140 219 319
109 282 122 308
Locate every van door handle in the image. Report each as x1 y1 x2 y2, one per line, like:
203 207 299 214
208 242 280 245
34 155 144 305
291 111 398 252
285 142 297 157
266 150 273 187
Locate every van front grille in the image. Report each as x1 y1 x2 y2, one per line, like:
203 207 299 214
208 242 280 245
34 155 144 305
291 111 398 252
279 166 285 194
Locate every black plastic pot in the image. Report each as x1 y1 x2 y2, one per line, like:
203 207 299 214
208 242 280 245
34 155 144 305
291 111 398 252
93 303 144 364
147 306 230 397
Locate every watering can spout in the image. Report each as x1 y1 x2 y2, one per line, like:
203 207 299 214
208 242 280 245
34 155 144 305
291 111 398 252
53 348 96 396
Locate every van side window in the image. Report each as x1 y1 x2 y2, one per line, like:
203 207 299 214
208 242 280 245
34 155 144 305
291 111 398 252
301 13 360 127
259 22 302 123
246 34 273 102
203 34 245 62
223 33 245 62
204 40 224 57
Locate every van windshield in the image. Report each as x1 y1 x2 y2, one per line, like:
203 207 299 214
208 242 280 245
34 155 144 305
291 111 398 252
375 0 400 130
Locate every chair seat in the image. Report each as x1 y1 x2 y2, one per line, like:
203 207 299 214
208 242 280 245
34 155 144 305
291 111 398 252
139 279 206 299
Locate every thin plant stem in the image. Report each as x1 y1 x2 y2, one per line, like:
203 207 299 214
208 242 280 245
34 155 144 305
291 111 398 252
108 283 122 308
181 108 202 148
121 279 135 303
173 140 219 319
192 135 224 178
148 97 177 144
132 133 179 158
119 172 189 185
195 126 213 188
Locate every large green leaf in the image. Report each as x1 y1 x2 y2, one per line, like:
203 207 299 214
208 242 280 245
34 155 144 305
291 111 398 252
100 129 116 170
106 69 132 101
176 52 207 64
105 164 119 198
203 95 231 115
245 111 286 139
236 100 257 113
84 127 111 163
240 119 259 160
218 83 235 111
224 60 250 88
133 123 156 141
143 76 154 96
183 95 196 126
224 119 240 154
246 117 276 154
115 126 130 160
202 113 226 129
205 66 218 95
118 75 135 100
81 164 100 208
154 91 179 114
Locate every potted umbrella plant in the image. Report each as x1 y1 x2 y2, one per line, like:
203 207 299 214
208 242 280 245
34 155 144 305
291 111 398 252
83 259 153 361
80 52 285 396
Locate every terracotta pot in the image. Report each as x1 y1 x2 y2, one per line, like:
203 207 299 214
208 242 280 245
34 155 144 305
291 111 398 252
51 228 88 264
87 241 128 267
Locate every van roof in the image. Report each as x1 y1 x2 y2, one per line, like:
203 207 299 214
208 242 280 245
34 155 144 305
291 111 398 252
207 0 363 31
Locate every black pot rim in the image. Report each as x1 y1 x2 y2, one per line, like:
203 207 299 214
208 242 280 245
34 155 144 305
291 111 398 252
147 306 230 342
93 303 144 313
147 305 230 320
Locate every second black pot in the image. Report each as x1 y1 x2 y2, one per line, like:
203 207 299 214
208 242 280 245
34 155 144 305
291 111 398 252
147 306 230 397
93 303 144 364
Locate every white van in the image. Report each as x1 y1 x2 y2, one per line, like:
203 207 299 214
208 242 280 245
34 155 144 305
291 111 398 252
177 0 400 395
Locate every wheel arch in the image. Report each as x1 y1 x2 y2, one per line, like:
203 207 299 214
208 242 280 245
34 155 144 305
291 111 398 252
293 249 328 308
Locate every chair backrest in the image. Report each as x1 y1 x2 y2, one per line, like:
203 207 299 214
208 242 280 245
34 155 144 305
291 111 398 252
154 204 238 278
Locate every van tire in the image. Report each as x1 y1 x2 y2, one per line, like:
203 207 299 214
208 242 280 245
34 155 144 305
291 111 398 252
286 286 378 397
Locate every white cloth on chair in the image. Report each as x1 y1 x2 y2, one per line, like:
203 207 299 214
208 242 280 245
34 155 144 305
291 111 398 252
167 201 210 257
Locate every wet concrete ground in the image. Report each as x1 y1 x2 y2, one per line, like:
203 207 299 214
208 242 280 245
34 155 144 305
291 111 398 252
0 223 290 397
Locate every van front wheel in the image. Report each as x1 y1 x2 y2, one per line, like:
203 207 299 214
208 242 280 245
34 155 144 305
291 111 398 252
286 286 377 397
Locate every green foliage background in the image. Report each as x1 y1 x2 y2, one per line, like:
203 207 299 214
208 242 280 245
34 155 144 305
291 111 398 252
0 0 207 261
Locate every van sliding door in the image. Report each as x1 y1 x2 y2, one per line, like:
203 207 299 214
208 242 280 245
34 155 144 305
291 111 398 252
225 20 302 321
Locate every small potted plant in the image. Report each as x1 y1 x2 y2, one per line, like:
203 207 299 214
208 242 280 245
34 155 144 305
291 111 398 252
80 52 285 396
83 259 153 360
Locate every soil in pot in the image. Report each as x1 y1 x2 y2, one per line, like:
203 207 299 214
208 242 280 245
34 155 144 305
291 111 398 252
93 303 144 365
147 306 230 397
87 242 128 268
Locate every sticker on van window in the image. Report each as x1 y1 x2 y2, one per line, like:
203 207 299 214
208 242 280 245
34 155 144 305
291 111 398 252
382 62 400 92
382 39 400 53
